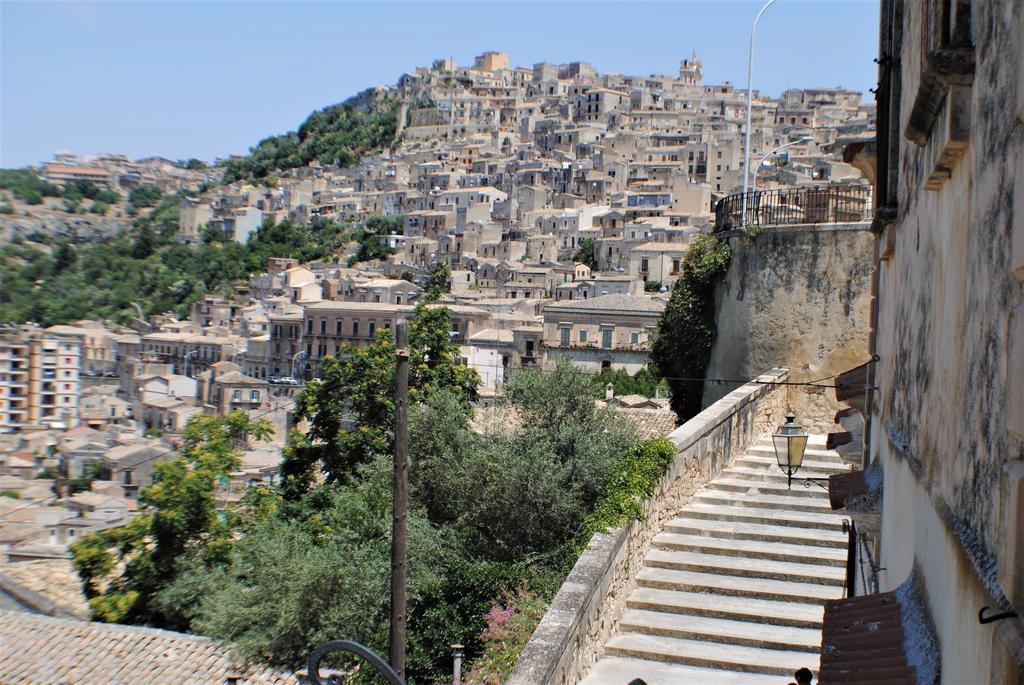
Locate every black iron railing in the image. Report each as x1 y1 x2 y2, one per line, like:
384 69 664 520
714 185 873 232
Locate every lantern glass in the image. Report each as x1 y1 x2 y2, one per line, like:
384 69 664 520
772 412 808 472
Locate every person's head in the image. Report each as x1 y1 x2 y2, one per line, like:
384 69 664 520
794 667 814 684
627 680 648 685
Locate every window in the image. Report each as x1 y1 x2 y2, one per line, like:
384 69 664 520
352 321 360 337
560 327 571 346
368 322 376 337
631 332 640 345
319 319 326 334
602 328 613 349
672 259 681 274
250 390 260 401
640 258 649 273
336 320 342 335
233 390 241 401
580 330 588 342
306 320 313 334
124 470 133 485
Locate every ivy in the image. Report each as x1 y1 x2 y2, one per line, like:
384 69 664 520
571 438 676 555
651 234 732 421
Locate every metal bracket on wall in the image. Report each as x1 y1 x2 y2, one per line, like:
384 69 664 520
978 607 1019 625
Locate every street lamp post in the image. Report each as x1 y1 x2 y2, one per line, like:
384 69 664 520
749 137 815 205
741 0 779 228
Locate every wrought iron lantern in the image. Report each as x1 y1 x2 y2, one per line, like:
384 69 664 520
773 412 809 488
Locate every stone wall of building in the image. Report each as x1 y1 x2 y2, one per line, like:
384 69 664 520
867 0 1024 681
704 223 874 432
506 369 789 685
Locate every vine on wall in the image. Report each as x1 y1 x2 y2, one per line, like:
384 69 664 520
651 234 732 422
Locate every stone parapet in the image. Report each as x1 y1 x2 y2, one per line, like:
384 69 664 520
506 368 789 685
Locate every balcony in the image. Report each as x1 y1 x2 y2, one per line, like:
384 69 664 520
714 185 873 232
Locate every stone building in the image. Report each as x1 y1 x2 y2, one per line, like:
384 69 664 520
820 1 1024 682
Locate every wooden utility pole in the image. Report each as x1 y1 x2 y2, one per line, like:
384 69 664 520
390 320 410 680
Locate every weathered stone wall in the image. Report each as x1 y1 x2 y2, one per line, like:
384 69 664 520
704 223 874 432
869 0 1024 681
506 369 789 685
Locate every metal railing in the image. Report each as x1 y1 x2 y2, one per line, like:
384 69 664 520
714 184 873 232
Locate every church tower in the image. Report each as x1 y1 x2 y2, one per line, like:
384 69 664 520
679 52 702 87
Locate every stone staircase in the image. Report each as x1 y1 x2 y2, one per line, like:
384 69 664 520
579 435 852 685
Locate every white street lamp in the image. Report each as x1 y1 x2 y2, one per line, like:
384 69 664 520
741 0 779 228
749 137 815 197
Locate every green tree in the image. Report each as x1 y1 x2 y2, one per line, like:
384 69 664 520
130 225 156 259
572 238 598 270
51 241 77 275
651 234 731 421
187 456 443 672
423 260 451 302
288 303 479 486
412 359 637 562
128 184 163 209
71 412 273 628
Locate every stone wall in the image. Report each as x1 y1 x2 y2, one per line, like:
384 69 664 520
506 369 789 685
704 223 874 432
868 0 1024 680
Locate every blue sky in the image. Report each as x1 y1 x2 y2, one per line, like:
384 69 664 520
1 1 880 168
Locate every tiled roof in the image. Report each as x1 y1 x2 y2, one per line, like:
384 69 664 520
0 609 299 684
819 571 939 685
828 470 869 510
0 560 89 619
544 294 666 314
820 591 916 684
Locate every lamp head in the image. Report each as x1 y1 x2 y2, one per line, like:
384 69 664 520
773 411 808 473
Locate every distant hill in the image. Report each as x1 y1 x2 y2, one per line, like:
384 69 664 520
220 91 399 184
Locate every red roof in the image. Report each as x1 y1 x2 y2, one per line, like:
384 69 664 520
819 591 917 684
828 470 870 510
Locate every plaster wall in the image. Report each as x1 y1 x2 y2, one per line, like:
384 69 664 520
877 433 1018 684
704 223 874 432
868 0 1024 679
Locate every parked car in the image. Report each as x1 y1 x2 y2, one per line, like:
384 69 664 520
279 376 299 385
268 375 280 384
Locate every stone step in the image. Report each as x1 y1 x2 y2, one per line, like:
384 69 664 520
722 465 847 486
663 516 848 549
627 587 824 629
636 566 845 605
645 547 846 586
604 632 821 677
748 443 845 464
710 476 832 499
619 608 823 653
695 489 835 513
578 655 785 685
680 501 848 531
734 454 852 475
652 532 848 567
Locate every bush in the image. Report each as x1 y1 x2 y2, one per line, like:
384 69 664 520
572 438 676 554
128 184 163 209
463 587 549 685
0 204 13 214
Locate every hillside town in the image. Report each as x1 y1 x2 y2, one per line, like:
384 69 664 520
0 52 875 567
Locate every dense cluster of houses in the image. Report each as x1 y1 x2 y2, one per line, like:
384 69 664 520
0 51 873 568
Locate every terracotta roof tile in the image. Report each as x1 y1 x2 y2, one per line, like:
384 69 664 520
828 470 869 510
0 609 298 684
